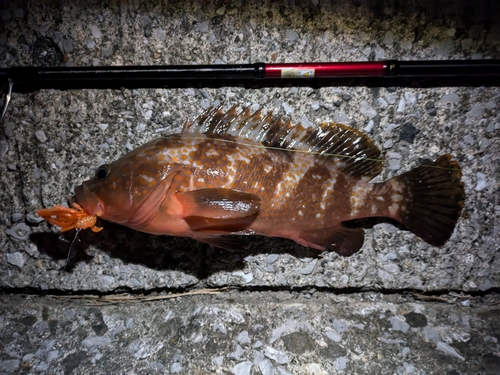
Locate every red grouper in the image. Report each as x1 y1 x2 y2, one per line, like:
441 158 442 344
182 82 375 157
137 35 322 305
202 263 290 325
74 106 465 256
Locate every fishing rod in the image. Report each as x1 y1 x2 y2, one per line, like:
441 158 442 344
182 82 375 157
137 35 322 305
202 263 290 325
1 59 500 121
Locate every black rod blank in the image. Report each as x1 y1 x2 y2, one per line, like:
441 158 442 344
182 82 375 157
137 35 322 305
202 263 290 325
1 60 500 92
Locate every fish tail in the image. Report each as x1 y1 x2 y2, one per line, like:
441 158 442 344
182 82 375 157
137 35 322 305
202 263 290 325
390 154 465 246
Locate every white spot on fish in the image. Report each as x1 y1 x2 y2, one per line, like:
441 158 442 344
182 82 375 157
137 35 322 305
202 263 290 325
205 149 219 157
264 165 273 173
316 213 321 219
226 165 237 185
390 179 404 193
389 203 399 216
197 178 205 183
376 196 385 201
139 174 155 183
298 210 303 217
320 173 337 211
350 181 374 216
272 154 315 209
392 193 403 203
274 182 283 197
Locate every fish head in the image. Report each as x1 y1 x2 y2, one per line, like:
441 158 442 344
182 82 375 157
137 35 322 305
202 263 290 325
74 139 178 226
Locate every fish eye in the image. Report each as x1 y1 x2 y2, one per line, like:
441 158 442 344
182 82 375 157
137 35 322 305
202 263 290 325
95 165 110 180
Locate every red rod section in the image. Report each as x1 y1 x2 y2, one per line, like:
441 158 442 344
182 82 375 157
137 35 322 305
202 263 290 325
265 62 388 78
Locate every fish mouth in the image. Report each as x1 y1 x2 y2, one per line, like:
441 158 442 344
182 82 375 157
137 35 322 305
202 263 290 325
74 184 104 217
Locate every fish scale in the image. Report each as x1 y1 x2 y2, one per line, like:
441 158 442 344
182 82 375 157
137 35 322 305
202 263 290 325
69 106 465 256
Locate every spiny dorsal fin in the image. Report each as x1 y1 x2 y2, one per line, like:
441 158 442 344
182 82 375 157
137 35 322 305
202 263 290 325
183 106 383 179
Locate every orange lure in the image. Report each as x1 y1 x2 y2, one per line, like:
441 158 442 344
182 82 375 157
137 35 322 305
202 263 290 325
37 203 102 233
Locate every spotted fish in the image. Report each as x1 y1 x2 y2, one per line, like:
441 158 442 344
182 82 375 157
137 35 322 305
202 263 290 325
74 106 465 256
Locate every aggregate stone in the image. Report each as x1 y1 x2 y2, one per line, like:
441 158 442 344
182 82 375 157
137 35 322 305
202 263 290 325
0 360 19 372
89 25 102 39
436 342 465 361
264 346 289 365
335 357 348 371
304 363 327 375
440 93 459 104
396 97 406 112
281 332 315 355
383 139 393 149
26 212 44 224
324 330 342 343
236 330 251 345
359 101 377 118
404 92 417 108
286 29 299 42
5 252 25 268
399 122 418 144
387 152 402 170
61 351 88 374
5 223 31 241
376 97 388 109
257 358 275 375
390 317 411 333
469 104 486 118
404 312 428 328
232 360 253 375
341 93 351 101
475 172 488 191
383 31 395 46
319 342 347 358
62 39 74 53
300 259 318 275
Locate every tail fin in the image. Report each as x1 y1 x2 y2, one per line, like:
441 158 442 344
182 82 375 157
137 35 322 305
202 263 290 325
393 154 464 246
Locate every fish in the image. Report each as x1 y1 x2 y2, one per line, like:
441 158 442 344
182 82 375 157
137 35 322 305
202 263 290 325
71 105 465 256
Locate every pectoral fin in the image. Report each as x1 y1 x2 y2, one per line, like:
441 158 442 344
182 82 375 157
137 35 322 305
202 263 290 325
177 188 260 234
192 234 247 250
177 188 260 219
185 213 259 233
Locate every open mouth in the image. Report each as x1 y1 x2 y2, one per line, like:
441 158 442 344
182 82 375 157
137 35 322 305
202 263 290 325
74 184 103 217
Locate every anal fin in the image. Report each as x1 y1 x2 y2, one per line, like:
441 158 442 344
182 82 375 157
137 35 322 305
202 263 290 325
301 226 365 257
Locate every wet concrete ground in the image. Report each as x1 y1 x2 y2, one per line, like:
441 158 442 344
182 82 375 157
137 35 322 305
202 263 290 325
1 0 499 373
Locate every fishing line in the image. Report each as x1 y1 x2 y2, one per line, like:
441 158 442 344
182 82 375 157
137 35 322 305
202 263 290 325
169 134 460 172
63 229 81 271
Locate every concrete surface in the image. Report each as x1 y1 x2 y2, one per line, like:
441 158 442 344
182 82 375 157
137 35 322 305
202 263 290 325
1 292 499 374
0 0 499 374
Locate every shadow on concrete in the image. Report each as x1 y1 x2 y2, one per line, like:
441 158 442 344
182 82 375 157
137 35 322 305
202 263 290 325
30 222 318 278
30 217 406 278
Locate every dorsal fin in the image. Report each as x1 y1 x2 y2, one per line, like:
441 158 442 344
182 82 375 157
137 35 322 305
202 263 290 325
183 106 383 179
